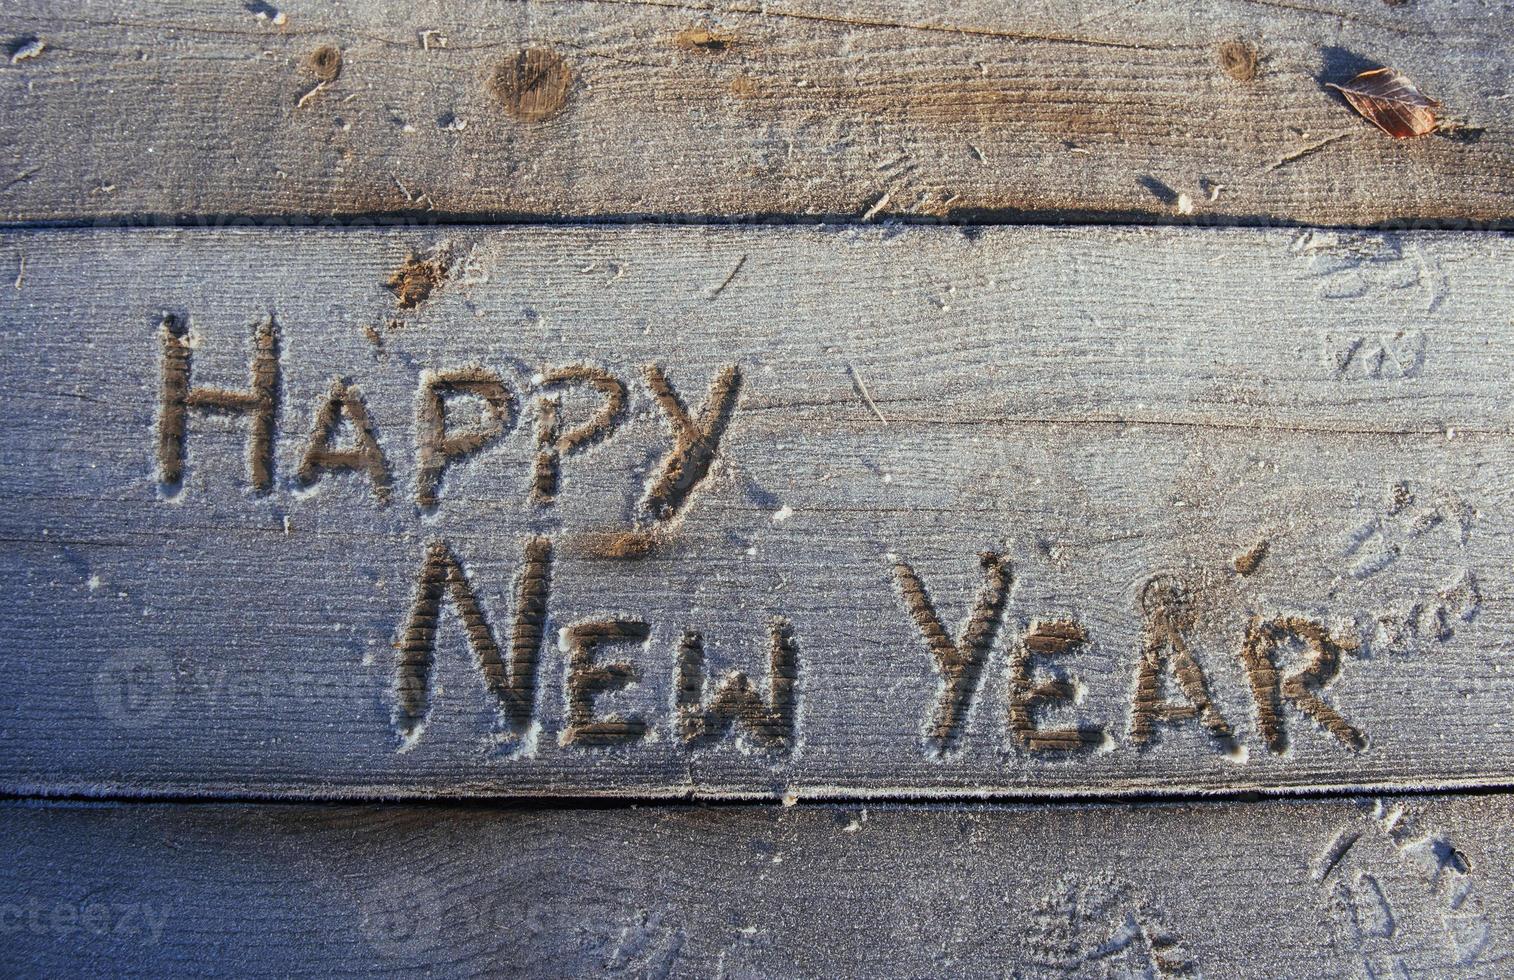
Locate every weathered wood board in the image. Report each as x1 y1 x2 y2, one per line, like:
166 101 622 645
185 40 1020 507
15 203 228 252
0 794 1509 976
5 2 1513 976
1 223 1511 799
1 0 1510 227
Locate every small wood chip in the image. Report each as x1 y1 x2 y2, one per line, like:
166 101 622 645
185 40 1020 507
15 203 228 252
10 37 45 63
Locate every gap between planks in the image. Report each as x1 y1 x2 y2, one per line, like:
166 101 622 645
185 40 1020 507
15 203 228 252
1 212 1511 235
5 777 1514 811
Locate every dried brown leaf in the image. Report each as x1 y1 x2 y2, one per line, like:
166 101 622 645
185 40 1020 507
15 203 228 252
1327 67 1441 139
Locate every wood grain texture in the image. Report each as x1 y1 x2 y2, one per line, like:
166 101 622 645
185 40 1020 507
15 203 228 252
1 223 1513 800
0 0 1510 227
0 794 1509 976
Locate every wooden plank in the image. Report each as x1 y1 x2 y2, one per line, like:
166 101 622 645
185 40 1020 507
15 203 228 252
0 794 1509 975
0 0 1510 227
1 223 1513 799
